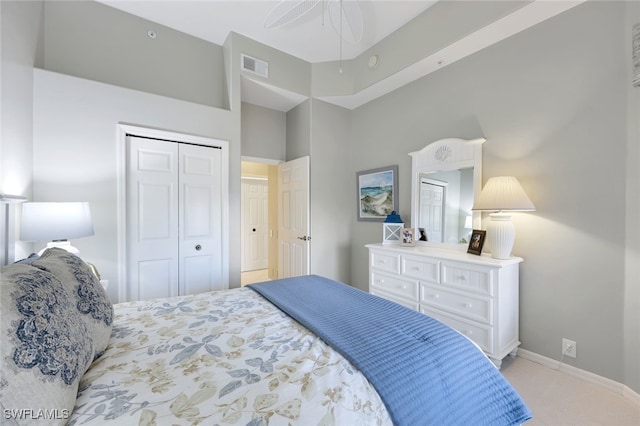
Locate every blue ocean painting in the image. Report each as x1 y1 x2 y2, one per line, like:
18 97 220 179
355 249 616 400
359 170 394 218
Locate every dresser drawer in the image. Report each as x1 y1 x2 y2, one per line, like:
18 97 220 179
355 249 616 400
420 283 493 325
370 271 419 302
401 255 439 282
371 288 420 311
421 306 492 353
370 250 400 274
441 261 494 296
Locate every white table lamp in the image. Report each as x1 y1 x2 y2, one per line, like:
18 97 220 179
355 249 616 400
20 202 94 256
472 176 535 259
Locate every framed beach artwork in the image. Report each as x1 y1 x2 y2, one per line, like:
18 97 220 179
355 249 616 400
356 165 399 221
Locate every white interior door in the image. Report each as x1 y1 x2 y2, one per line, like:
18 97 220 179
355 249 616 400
127 136 225 300
241 178 268 271
278 156 309 278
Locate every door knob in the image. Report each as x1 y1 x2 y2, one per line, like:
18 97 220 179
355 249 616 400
297 236 311 241
195 244 202 251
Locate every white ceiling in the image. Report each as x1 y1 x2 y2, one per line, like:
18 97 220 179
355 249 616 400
98 0 438 63
97 0 585 111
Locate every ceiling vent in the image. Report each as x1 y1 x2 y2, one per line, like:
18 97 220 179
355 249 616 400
241 54 269 78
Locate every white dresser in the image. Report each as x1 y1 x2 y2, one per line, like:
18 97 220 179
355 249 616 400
366 243 523 368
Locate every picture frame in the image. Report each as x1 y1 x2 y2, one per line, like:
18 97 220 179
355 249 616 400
467 229 486 255
356 165 399 221
401 228 416 246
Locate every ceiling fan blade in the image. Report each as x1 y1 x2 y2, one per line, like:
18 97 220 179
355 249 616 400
264 0 322 29
328 0 363 44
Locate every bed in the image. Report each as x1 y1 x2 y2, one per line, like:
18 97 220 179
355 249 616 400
1 248 531 425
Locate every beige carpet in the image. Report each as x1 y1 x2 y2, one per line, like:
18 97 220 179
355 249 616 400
502 356 640 425
240 268 270 286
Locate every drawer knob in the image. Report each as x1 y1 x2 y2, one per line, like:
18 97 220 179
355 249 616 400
430 294 440 299
459 275 466 281
399 285 407 289
464 303 473 309
464 330 473 336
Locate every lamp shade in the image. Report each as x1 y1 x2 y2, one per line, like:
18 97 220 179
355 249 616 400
21 202 94 242
472 176 535 212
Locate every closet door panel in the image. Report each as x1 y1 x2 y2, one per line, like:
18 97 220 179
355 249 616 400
138 259 174 301
127 137 179 301
179 144 224 294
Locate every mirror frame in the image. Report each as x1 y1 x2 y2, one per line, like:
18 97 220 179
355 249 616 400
409 137 486 250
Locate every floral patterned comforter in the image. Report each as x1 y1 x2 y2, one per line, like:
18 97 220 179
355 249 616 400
69 288 391 426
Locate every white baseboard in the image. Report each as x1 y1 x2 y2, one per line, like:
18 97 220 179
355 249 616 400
517 349 640 407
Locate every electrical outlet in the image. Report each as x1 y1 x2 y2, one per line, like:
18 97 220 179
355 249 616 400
562 338 577 358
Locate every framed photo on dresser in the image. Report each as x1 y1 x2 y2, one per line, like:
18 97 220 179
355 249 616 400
401 228 416 246
467 230 486 255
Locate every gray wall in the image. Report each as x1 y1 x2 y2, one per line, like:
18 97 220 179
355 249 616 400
348 1 630 385
42 1 224 108
309 100 352 282
624 0 640 394
286 100 311 161
0 0 42 262
241 102 286 161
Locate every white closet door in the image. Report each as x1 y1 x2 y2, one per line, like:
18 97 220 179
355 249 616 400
127 136 179 301
179 143 224 295
127 136 225 300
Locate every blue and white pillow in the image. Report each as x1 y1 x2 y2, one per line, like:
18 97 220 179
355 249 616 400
0 264 95 424
30 248 113 356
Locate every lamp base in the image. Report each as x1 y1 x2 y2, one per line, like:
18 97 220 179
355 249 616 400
486 212 515 259
38 240 81 256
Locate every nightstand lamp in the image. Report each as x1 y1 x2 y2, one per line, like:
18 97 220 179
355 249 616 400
472 176 535 259
1 194 28 266
382 211 404 245
20 202 94 256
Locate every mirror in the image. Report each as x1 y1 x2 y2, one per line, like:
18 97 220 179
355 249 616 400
418 168 474 244
410 138 485 248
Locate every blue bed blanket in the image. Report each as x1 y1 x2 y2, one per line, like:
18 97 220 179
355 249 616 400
249 275 531 426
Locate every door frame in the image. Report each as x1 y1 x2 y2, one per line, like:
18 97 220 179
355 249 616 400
116 124 229 302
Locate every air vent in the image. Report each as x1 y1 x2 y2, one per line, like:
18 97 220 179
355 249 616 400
241 54 269 78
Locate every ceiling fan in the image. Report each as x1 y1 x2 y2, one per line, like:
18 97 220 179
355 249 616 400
264 0 364 57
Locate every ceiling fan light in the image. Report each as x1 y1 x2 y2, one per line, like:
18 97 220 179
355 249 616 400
264 0 322 29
